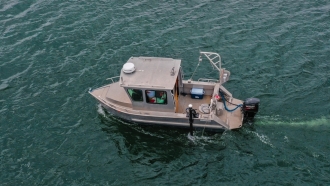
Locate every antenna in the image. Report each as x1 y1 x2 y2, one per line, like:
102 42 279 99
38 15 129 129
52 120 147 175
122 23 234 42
170 67 175 76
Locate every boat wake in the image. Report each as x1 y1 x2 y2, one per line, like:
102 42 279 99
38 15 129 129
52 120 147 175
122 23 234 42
97 104 106 117
255 115 330 128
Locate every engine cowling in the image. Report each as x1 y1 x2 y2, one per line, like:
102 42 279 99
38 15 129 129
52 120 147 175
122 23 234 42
242 98 260 121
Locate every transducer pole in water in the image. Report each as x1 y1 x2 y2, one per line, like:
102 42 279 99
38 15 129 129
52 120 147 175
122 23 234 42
188 104 193 136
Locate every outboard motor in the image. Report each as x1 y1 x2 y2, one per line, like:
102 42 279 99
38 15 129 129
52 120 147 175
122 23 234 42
242 98 260 121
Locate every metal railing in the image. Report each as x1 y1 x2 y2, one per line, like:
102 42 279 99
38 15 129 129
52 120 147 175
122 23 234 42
106 76 120 83
199 52 222 73
197 78 219 83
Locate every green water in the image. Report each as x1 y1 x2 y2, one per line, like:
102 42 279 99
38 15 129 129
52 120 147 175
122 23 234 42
1 0 330 185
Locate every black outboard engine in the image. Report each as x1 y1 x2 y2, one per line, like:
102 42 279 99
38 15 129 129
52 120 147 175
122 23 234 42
242 98 260 121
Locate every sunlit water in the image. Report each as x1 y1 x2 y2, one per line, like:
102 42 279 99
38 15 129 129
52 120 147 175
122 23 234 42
1 0 330 185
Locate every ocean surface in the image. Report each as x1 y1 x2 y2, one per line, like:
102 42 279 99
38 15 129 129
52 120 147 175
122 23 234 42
1 0 330 185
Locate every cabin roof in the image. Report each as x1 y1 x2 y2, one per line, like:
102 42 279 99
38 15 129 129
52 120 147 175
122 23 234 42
120 57 181 90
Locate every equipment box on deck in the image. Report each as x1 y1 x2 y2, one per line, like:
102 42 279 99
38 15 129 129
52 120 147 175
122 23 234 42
190 88 204 99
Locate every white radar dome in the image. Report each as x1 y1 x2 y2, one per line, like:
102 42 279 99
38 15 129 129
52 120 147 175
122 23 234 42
122 62 135 73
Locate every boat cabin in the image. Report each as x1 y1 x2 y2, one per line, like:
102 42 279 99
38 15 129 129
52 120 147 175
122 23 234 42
120 57 183 112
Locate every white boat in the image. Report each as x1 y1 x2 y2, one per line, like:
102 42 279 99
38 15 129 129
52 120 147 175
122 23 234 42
89 52 259 131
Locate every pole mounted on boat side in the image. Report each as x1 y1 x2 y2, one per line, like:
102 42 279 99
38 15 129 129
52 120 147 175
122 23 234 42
188 104 194 136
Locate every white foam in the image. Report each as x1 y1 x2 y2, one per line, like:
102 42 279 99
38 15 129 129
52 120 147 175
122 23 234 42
257 115 330 127
97 104 106 117
251 131 274 148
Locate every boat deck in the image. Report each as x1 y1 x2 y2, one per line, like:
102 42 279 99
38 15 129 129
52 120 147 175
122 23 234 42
216 98 244 129
176 94 243 129
176 94 212 114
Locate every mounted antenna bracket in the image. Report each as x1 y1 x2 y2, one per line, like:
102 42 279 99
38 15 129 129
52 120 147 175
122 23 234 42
170 67 175 76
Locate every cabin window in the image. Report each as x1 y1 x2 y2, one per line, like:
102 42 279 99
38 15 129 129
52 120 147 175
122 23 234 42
127 89 143 102
145 90 167 104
